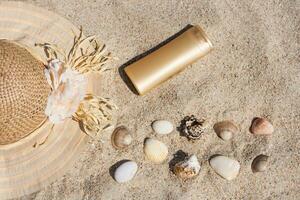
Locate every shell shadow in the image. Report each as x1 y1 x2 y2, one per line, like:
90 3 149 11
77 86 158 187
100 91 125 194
213 123 222 140
208 154 222 162
109 159 131 181
78 121 86 134
177 118 186 137
249 117 259 132
177 116 192 137
168 150 188 173
143 137 150 145
118 24 193 95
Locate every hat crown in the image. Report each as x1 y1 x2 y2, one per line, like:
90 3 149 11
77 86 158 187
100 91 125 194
0 40 50 145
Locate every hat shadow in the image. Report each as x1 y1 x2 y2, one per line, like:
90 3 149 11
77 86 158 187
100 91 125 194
118 24 193 95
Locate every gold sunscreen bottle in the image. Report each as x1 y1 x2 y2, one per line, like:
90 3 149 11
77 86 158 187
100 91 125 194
124 25 213 95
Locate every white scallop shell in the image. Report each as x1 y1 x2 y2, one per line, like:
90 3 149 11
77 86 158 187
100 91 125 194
144 138 168 164
152 120 174 135
209 155 240 180
114 161 138 183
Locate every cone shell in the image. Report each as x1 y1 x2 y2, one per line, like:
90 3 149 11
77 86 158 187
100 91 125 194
174 154 201 180
213 121 238 141
144 138 168 164
111 126 133 149
252 154 269 173
250 117 274 135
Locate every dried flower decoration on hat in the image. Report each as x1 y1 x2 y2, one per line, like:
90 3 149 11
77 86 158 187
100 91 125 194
36 28 116 143
44 59 88 124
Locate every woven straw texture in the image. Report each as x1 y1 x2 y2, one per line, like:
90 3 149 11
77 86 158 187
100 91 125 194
0 40 50 145
0 1 90 199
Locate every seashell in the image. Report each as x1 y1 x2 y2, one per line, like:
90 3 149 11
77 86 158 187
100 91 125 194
111 126 133 149
251 154 269 173
144 138 168 164
209 155 240 180
152 120 174 135
213 121 238 141
114 161 138 183
174 154 201 180
250 117 274 135
180 115 208 140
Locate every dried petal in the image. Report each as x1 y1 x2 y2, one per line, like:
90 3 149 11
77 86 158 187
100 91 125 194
44 59 64 90
73 94 117 136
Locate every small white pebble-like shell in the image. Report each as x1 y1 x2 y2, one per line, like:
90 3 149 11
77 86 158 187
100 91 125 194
209 155 240 180
250 117 274 135
114 161 138 183
144 138 168 164
152 120 174 135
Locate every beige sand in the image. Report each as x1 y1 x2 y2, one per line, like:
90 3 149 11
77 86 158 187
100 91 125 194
16 0 299 199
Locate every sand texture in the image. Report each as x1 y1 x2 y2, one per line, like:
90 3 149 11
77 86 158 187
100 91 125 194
10 0 299 199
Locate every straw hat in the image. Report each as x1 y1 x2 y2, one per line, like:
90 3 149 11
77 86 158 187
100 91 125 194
0 1 114 199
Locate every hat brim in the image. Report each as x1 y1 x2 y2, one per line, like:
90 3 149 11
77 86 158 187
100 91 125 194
0 1 90 199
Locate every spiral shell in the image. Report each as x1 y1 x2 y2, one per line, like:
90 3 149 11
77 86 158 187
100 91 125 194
173 154 201 180
180 115 208 140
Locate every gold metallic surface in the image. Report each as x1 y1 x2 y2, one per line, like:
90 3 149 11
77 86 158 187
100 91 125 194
124 25 213 95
